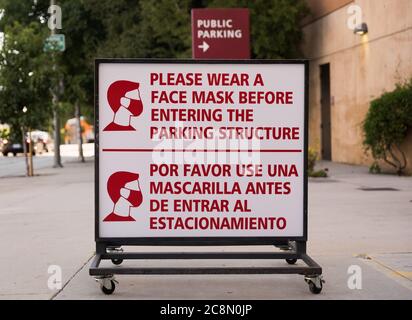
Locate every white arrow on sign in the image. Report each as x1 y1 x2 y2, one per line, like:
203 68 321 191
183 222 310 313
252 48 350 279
198 41 210 53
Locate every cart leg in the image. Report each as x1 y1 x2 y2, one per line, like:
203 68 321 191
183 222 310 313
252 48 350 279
95 275 118 295
304 275 324 294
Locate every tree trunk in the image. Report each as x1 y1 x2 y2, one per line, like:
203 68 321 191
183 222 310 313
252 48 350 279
75 101 85 163
388 145 405 176
21 126 29 176
51 16 63 169
28 130 34 177
52 105 63 168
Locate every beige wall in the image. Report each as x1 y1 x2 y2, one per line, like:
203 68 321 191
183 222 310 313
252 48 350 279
302 0 412 173
303 0 352 24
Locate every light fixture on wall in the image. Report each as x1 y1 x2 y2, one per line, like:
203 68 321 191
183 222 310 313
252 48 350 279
354 23 368 35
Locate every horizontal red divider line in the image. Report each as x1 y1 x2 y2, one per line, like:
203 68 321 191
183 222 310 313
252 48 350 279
102 149 302 153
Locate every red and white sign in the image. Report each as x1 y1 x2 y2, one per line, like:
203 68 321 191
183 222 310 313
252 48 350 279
98 61 306 238
191 8 250 59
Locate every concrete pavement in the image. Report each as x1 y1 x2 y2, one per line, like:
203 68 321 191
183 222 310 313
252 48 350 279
0 158 95 299
0 156 411 299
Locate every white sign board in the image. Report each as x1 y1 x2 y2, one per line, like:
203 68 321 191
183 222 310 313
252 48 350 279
97 60 307 240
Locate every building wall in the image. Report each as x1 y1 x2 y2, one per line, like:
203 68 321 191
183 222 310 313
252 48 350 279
302 0 412 173
303 0 352 24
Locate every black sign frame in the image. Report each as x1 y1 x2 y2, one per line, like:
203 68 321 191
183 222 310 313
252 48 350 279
94 59 309 246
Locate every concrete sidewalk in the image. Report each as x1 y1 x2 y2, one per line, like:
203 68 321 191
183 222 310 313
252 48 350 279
0 159 95 299
0 160 411 299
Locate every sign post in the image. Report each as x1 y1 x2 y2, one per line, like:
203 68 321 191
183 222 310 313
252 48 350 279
192 8 250 59
90 59 323 295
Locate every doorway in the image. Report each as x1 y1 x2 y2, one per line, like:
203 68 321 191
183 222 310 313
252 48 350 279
320 63 331 160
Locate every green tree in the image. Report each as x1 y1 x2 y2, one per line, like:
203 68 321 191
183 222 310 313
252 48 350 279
0 0 50 30
0 0 102 162
56 0 105 160
363 80 412 175
0 0 66 169
60 0 104 111
135 0 192 58
87 0 192 58
0 22 52 175
0 0 310 170
84 0 142 58
207 0 309 58
0 22 52 134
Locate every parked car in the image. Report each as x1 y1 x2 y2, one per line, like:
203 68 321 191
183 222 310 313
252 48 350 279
30 130 50 154
1 139 35 157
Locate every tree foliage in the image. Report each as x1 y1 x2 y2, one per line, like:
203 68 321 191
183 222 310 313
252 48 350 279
363 80 412 175
207 0 309 58
0 0 309 133
0 21 52 140
134 0 192 58
0 0 49 30
83 0 308 59
85 0 192 59
58 0 104 116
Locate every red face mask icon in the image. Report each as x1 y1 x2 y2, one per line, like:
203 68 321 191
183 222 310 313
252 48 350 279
103 80 143 131
103 171 143 222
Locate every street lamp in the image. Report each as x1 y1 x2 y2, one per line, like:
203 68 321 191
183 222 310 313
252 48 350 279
354 23 368 35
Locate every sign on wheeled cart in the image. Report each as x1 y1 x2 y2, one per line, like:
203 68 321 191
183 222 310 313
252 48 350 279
90 59 324 295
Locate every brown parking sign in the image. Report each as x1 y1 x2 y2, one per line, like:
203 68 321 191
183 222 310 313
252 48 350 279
191 8 250 59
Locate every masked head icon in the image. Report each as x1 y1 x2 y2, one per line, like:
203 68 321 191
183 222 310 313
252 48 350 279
103 80 144 131
103 171 143 222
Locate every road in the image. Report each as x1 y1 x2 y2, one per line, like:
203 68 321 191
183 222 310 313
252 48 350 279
0 143 94 178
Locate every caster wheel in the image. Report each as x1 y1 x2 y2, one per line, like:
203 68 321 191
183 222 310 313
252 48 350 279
286 258 297 265
111 259 123 265
101 280 116 295
308 281 322 294
108 247 123 265
305 276 324 294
